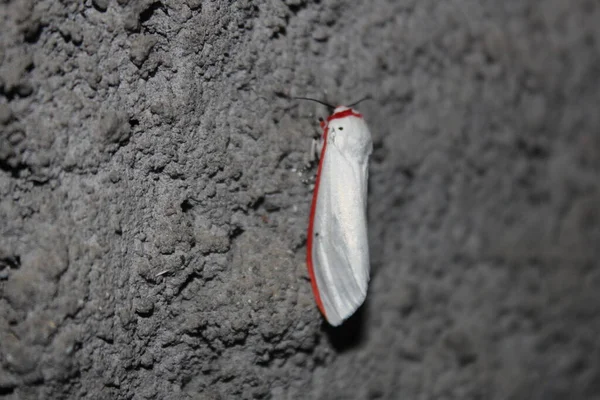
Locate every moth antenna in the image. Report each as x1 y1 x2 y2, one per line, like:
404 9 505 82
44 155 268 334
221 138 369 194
292 96 335 112
348 95 372 108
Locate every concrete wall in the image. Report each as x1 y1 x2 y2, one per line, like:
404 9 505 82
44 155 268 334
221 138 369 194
1 0 599 398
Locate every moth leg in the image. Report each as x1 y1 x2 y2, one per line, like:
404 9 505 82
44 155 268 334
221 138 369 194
300 117 326 186
309 136 320 164
304 120 324 167
311 116 326 162
301 137 318 181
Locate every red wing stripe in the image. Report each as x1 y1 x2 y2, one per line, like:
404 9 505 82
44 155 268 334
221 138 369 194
306 125 328 317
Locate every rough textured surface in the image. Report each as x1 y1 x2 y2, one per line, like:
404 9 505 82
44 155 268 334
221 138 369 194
1 0 599 399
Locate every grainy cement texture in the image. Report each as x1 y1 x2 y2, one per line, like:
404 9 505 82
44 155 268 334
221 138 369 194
1 0 599 399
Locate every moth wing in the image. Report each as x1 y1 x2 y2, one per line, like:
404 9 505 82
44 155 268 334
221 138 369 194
311 137 371 326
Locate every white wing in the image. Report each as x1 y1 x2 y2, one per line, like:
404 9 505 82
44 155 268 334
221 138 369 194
310 115 372 326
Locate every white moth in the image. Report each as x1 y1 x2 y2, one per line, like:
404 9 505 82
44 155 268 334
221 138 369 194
305 103 372 326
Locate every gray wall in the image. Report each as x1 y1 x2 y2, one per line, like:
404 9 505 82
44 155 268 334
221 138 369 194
1 0 599 399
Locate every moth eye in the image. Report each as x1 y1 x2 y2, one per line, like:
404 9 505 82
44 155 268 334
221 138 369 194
338 127 343 130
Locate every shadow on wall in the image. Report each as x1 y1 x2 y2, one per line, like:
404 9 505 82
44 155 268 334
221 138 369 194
324 299 368 352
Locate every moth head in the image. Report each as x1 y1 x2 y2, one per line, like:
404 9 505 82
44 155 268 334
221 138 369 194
333 105 350 114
